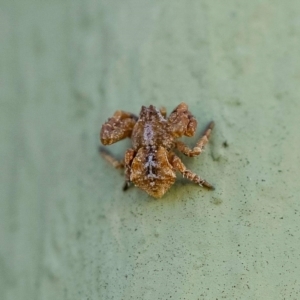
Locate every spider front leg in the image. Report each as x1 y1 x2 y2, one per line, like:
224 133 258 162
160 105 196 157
167 102 198 137
176 121 215 157
170 153 214 190
100 110 138 145
123 148 136 191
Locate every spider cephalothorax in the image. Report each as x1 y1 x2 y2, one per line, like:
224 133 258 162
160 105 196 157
100 103 214 198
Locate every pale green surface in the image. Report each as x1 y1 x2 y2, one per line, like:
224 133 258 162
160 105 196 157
1 1 300 299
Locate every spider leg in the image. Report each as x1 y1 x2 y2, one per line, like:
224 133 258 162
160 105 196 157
123 148 136 191
99 147 124 169
122 181 131 191
170 153 214 190
167 102 198 137
100 110 138 145
176 121 214 157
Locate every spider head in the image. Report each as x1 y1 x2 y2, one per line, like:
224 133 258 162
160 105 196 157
139 105 165 123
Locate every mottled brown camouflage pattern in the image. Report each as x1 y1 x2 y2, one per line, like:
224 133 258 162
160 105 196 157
100 103 214 198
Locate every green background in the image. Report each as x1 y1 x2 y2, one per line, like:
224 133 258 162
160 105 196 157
1 1 300 299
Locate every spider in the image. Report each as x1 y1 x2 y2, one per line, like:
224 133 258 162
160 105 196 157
100 102 215 198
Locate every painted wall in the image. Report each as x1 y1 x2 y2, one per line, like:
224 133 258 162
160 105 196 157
1 1 300 299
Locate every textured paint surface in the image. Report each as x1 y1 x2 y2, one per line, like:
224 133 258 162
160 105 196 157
1 0 300 299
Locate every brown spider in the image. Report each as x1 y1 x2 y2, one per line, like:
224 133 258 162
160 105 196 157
100 102 215 198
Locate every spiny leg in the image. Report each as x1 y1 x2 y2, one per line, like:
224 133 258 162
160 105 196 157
123 148 136 191
176 121 215 157
170 153 214 190
99 147 124 169
100 110 138 145
123 181 131 191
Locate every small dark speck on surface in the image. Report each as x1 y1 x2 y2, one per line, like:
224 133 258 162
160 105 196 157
210 197 223 205
222 141 229 148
